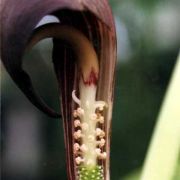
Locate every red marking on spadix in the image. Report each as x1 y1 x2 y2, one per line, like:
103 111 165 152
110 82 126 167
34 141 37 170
81 68 98 86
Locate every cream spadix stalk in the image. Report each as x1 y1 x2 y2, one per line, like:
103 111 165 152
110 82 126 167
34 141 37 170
72 52 107 168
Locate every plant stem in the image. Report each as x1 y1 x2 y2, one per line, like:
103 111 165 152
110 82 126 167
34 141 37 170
140 52 180 180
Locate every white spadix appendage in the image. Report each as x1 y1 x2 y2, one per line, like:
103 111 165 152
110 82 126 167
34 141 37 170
72 90 81 105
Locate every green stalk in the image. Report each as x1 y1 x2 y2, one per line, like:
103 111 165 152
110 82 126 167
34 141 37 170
140 52 180 180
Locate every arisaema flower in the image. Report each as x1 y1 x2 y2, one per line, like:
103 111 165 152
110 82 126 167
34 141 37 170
1 0 116 179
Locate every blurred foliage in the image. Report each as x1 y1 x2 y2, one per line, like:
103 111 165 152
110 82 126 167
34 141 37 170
1 0 180 179
111 51 177 179
122 158 180 180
